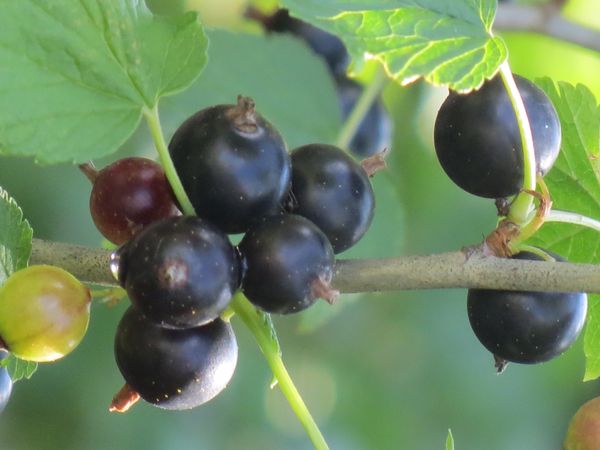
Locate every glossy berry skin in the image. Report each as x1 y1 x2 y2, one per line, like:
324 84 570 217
337 77 392 157
238 214 335 314
0 265 91 362
0 351 12 414
264 9 349 76
114 306 237 410
434 74 561 198
116 216 240 329
468 251 587 364
169 97 291 234
288 144 375 253
89 157 181 245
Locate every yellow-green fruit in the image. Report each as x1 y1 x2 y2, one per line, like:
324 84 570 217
0 265 91 362
564 396 600 450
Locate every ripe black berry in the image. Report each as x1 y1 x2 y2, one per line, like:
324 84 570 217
85 157 181 245
238 214 337 314
114 306 237 410
169 96 291 234
0 351 12 414
287 144 375 253
115 216 240 329
434 74 561 198
258 9 349 76
468 250 587 366
337 77 392 157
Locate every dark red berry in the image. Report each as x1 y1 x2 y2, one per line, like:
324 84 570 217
238 214 337 314
434 74 561 198
115 216 240 329
287 144 375 253
114 306 237 410
88 157 181 245
169 96 291 234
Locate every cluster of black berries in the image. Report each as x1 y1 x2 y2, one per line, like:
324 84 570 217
248 7 392 158
434 74 588 370
85 94 377 411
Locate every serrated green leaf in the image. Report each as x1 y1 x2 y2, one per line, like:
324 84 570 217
158 29 341 148
0 354 38 383
0 187 33 285
280 0 508 92
0 0 207 164
446 429 455 450
526 80 600 380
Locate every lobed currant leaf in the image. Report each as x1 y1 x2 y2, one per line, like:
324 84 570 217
0 187 33 286
280 0 508 92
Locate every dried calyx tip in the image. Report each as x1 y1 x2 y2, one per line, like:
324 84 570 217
361 148 389 177
311 274 340 305
228 95 258 134
109 384 141 413
494 355 508 374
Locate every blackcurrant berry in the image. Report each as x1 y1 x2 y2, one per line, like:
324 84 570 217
115 216 240 329
114 306 237 410
257 9 349 76
0 265 91 362
468 251 587 365
0 351 12 414
238 214 337 314
86 157 181 245
434 74 561 198
169 96 291 234
336 77 392 157
287 144 375 253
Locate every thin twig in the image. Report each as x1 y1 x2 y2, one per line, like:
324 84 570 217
29 239 600 294
495 3 600 53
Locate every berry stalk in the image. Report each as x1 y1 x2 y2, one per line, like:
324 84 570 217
143 105 196 216
335 66 388 150
497 62 537 225
231 293 330 450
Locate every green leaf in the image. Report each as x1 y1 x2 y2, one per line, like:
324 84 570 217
0 0 207 164
446 429 455 450
0 187 33 286
158 29 341 148
527 80 600 381
0 354 38 383
280 0 508 92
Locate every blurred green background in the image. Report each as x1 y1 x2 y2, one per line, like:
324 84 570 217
1 1 600 449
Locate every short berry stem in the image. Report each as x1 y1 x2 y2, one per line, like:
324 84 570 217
78 162 98 183
545 210 600 233
109 384 141 413
335 67 387 151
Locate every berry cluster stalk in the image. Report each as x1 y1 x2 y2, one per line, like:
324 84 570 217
335 67 387 150
143 105 330 450
497 62 537 225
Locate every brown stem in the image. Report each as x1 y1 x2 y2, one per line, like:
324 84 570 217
109 384 141 413
78 162 98 183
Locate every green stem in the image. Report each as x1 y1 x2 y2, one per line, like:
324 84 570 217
545 210 600 233
498 62 537 225
335 66 387 150
143 105 196 215
232 294 330 450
